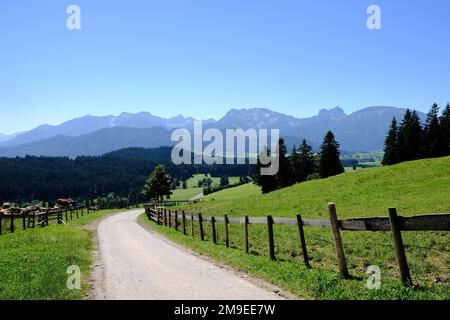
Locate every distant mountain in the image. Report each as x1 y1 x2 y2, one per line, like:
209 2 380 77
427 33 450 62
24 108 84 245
0 133 17 143
213 106 425 151
0 112 197 148
0 127 173 158
0 106 427 157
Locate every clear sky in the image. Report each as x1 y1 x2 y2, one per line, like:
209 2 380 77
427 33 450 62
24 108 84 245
1 0 449 134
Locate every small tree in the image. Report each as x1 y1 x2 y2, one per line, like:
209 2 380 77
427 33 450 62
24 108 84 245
382 117 400 165
318 131 344 178
142 165 172 201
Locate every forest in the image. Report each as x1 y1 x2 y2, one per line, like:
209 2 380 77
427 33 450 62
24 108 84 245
0 147 253 204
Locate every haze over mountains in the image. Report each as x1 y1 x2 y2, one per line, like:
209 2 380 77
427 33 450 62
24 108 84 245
0 106 425 157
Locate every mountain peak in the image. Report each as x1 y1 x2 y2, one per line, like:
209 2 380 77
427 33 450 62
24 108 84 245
318 107 347 120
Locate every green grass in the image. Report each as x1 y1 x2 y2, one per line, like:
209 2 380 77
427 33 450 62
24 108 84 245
170 187 203 201
0 209 124 300
157 157 450 299
185 174 240 189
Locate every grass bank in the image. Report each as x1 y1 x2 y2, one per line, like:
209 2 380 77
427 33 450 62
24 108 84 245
0 208 124 300
146 157 450 299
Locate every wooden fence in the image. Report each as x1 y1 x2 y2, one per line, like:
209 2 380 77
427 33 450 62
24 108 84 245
0 206 98 235
144 202 450 287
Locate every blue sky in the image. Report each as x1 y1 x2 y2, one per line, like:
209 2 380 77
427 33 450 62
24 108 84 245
1 0 449 134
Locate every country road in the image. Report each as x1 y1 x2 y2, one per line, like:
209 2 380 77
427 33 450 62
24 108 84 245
92 210 285 300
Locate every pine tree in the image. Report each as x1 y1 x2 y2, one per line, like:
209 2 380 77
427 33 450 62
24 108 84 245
382 117 400 165
297 139 315 181
398 109 423 162
276 138 293 188
290 145 300 182
318 131 344 178
423 103 441 158
440 103 450 156
254 148 278 194
142 165 172 201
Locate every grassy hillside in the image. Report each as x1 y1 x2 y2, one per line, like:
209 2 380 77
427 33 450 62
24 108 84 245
185 156 450 219
0 209 123 300
148 157 450 300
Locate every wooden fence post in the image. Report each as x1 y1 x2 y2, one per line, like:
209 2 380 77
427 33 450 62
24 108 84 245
388 208 413 287
267 215 276 261
199 213 204 241
296 214 311 269
182 210 186 235
10 213 14 233
328 202 349 279
65 210 68 221
224 214 229 248
76 208 79 219
70 209 73 221
191 212 194 236
164 209 167 226
211 217 217 244
174 210 178 231
244 215 249 254
168 210 172 228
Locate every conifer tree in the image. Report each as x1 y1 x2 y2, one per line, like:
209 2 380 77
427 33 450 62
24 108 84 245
398 109 423 162
297 139 315 181
276 138 293 188
382 117 400 165
439 103 450 156
423 103 441 158
318 131 344 178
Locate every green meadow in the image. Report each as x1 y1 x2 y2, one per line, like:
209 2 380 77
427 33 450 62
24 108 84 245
145 156 450 299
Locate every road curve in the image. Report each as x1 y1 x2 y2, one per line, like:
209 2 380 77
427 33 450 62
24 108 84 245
93 210 284 300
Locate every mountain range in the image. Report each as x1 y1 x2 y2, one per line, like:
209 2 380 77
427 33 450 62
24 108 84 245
0 106 426 157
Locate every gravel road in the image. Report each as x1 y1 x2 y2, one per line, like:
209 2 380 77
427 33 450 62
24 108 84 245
92 210 284 300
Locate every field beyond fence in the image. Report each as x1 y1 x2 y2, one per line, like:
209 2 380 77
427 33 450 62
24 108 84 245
144 202 450 288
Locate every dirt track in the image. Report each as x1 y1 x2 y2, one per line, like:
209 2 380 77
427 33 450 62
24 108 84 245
92 210 285 300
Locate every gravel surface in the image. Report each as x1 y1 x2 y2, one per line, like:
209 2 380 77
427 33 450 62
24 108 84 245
93 210 284 300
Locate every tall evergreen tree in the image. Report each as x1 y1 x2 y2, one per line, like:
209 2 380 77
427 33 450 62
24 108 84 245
290 145 300 182
254 148 278 194
440 103 450 156
297 139 315 181
318 131 344 178
275 139 293 188
398 109 423 162
382 117 400 165
142 165 172 201
423 103 441 158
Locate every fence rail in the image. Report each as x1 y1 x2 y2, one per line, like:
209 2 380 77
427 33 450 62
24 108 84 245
0 206 99 235
144 202 450 287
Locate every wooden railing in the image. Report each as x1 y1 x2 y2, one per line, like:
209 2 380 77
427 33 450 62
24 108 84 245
144 203 450 287
0 206 98 235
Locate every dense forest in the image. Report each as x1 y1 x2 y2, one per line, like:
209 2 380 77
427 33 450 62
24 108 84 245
0 147 253 204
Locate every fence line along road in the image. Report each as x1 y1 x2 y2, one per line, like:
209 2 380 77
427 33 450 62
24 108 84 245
144 202 450 287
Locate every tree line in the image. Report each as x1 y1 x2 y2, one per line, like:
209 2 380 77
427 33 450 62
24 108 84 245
254 131 344 193
382 103 450 165
0 147 253 204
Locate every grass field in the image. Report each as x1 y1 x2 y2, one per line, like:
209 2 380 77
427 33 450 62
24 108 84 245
170 187 203 201
0 208 123 300
148 157 450 299
170 174 242 200
185 174 241 189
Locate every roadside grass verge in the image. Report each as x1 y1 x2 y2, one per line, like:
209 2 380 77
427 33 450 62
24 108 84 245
0 209 124 300
150 157 450 299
